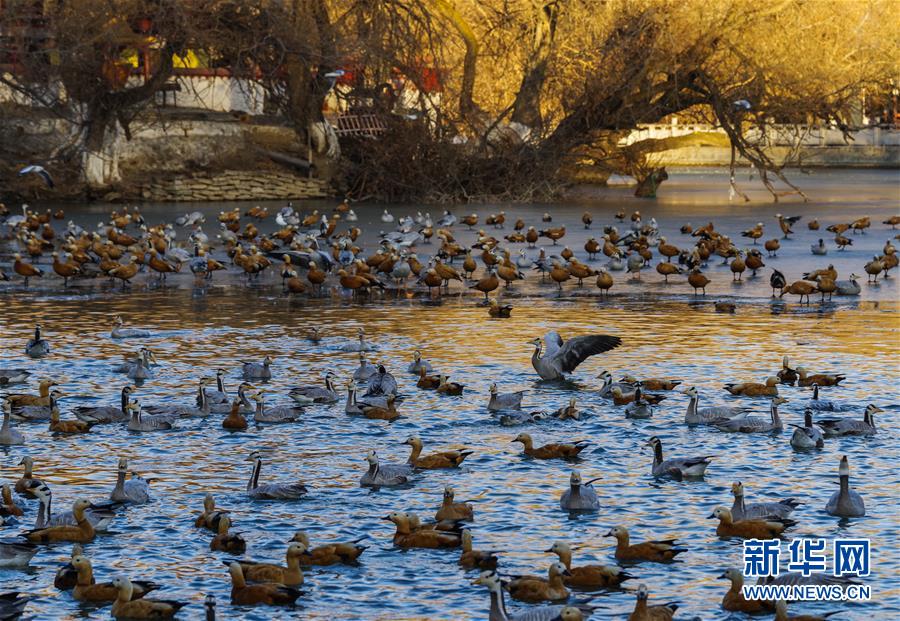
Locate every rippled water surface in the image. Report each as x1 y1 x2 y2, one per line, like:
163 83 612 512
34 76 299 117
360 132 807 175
0 169 898 620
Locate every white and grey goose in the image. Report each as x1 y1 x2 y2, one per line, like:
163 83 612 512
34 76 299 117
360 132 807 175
109 457 153 504
126 399 175 432
714 397 786 433
344 386 394 413
28 481 116 531
241 356 273 380
834 273 861 296
488 383 525 412
11 390 63 422
251 391 302 423
25 325 50 357
209 382 254 414
806 383 849 412
790 410 825 449
646 436 712 479
364 365 398 396
680 386 745 425
0 368 31 385
203 369 230 405
112 347 156 373
0 399 25 445
596 371 633 397
338 328 377 352
245 451 308 500
110 315 151 339
289 372 339 404
530 331 622 381
730 481 800 520
624 385 652 419
0 539 37 568
353 353 378 382
559 471 601 511
144 379 212 418
73 386 135 423
360 450 412 487
817 404 879 437
473 570 595 621
825 455 865 517
406 350 433 374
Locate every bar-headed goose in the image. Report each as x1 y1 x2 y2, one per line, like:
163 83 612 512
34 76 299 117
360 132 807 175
353 353 378 382
113 347 156 374
715 397 786 433
805 383 849 412
680 386 744 425
289 372 338 404
730 481 800 520
204 369 229 405
407 350 433 374
364 365 398 396
145 379 212 418
251 391 302 423
109 457 153 505
73 385 135 423
646 436 712 479
790 410 825 449
560 471 600 511
0 399 25 445
530 331 621 380
825 456 865 517
0 541 38 568
245 451 309 500
360 450 412 487
817 404 879 437
126 400 175 432
241 356 273 380
25 324 50 357
12 389 64 422
110 315 151 339
0 368 30 385
488 383 525 411
338 327 376 352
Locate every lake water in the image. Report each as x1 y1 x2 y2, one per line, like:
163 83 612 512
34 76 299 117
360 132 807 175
0 168 898 619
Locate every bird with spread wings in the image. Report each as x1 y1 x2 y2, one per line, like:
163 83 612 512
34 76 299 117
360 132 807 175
530 331 622 380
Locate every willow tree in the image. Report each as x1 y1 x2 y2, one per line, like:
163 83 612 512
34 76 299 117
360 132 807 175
336 0 896 201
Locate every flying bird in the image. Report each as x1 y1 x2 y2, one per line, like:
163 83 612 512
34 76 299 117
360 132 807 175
18 165 54 188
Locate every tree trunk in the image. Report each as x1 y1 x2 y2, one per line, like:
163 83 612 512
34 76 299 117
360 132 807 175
432 0 480 122
510 1 560 134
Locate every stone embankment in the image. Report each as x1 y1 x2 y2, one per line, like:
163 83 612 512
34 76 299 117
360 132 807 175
138 170 330 202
